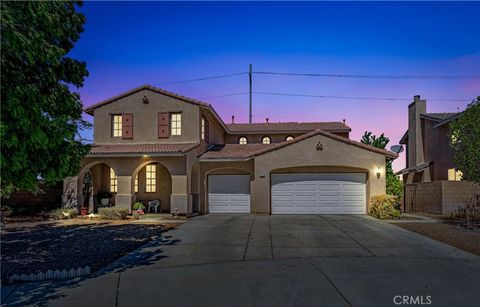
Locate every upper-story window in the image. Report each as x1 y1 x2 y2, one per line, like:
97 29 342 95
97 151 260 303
448 168 462 181
262 136 271 144
286 136 294 141
239 137 248 144
171 113 182 136
110 168 117 192
112 115 122 137
201 118 205 140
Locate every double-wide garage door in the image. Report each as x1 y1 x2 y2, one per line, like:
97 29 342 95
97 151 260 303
208 175 250 213
271 173 366 214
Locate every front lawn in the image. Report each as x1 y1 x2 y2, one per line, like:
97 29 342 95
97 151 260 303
1 220 175 283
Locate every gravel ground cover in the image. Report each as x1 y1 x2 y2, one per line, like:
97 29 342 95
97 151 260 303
1 221 173 283
393 222 480 256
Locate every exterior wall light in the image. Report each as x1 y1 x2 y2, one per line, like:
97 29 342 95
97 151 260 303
376 167 381 179
142 154 149 158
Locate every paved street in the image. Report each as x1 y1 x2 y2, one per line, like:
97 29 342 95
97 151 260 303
2 214 480 306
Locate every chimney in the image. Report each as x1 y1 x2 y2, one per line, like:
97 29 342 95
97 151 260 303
407 95 426 168
231 115 235 124
266 117 269 124
342 119 346 125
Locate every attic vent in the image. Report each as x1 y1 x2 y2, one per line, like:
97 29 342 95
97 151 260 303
143 95 149 104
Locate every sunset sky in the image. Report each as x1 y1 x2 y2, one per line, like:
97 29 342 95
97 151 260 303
71 1 480 171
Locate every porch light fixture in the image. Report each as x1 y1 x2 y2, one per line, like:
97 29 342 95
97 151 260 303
376 167 381 179
142 154 149 158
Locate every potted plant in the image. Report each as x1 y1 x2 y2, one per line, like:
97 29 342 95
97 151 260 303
97 190 113 207
80 207 89 216
132 202 145 215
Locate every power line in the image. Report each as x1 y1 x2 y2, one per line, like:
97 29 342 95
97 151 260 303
254 91 471 102
159 72 247 85
200 92 249 99
253 71 480 80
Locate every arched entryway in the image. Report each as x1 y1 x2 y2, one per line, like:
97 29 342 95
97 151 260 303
131 161 172 213
77 162 118 213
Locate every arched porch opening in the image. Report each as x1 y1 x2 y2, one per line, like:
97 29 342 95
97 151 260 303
77 162 117 213
131 161 172 213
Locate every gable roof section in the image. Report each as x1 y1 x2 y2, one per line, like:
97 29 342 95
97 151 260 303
84 84 209 115
83 84 230 132
199 129 398 161
88 143 200 156
420 112 457 122
227 122 351 134
399 130 408 144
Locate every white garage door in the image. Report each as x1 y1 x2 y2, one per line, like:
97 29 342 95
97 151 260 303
271 173 366 214
208 175 251 213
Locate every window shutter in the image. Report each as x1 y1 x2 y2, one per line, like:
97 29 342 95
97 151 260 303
158 112 169 138
122 113 133 139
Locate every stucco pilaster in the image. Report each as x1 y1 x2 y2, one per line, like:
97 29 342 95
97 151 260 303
170 175 191 214
115 175 133 211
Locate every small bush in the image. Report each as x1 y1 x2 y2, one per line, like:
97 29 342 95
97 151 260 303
369 194 401 220
48 208 78 220
98 207 129 220
132 202 145 210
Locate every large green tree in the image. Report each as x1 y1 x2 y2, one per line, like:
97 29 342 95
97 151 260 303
449 97 480 183
361 131 403 197
1 1 90 196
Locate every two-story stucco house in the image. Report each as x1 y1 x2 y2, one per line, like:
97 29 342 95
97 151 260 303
396 95 479 214
63 85 397 215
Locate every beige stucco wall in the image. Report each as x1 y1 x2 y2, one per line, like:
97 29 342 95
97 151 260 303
92 89 201 144
252 133 387 213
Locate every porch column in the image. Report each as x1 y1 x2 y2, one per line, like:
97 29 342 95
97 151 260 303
115 175 134 211
63 176 78 209
171 175 192 215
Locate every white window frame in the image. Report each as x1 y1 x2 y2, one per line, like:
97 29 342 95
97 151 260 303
262 136 271 144
110 168 117 193
201 117 205 140
171 113 182 136
239 137 248 144
145 164 156 193
112 115 122 137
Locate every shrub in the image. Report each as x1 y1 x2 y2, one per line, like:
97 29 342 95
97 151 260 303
369 194 401 220
98 207 129 220
48 208 78 220
132 202 145 210
442 197 480 229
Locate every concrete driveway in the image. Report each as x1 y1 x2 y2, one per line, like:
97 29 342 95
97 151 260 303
3 215 480 307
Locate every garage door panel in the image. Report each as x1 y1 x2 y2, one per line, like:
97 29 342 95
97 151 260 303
271 173 366 215
208 175 250 213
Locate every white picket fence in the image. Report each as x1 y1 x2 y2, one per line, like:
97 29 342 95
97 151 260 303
9 266 91 283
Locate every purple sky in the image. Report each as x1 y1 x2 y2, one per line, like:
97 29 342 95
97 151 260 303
71 2 480 171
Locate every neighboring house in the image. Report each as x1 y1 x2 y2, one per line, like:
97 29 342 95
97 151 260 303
396 95 479 214
63 84 397 215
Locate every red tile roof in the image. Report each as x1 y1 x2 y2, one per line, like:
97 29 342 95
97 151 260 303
199 129 397 160
227 122 351 133
199 144 275 160
88 143 199 155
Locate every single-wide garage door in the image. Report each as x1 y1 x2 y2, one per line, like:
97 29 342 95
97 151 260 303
271 173 366 214
208 175 251 213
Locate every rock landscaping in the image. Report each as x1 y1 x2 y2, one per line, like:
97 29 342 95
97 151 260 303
393 222 480 256
1 220 173 284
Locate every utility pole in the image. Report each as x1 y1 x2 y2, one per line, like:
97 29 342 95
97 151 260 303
249 64 252 123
